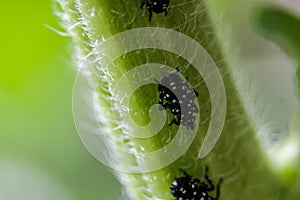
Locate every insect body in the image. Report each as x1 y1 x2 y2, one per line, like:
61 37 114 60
170 167 222 200
141 0 170 21
156 69 199 130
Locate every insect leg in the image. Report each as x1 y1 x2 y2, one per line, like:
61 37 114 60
169 118 180 126
140 1 145 9
165 10 168 16
214 178 223 200
179 169 191 177
204 166 215 191
148 9 152 21
194 89 199 97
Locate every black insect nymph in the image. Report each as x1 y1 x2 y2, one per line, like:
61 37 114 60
141 0 170 21
156 68 199 130
170 167 223 200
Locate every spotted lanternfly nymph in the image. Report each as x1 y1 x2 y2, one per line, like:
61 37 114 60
170 167 223 200
140 0 170 21
156 68 199 130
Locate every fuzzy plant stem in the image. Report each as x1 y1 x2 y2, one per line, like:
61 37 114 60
55 0 300 199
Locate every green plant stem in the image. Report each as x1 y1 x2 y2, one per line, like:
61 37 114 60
56 0 300 199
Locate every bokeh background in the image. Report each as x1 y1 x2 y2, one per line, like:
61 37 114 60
0 1 121 199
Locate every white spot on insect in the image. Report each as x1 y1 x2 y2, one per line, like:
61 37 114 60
193 191 197 195
157 70 198 130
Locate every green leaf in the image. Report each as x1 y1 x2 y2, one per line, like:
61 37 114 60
252 5 300 94
252 4 300 195
252 5 300 62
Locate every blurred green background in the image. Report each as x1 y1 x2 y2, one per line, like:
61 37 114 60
0 1 121 199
